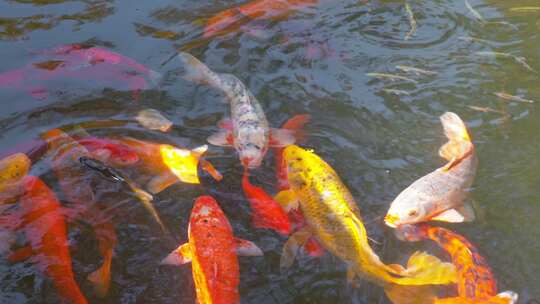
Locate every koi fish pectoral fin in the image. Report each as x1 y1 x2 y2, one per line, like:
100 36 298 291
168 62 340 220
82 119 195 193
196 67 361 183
200 159 223 181
147 172 179 194
269 128 296 147
217 118 233 130
280 227 312 270
161 243 193 266
207 130 234 146
274 190 299 212
430 203 475 223
8 245 34 263
234 238 263 256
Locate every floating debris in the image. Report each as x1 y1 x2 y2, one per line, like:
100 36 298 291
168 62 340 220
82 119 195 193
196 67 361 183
467 105 506 115
465 0 485 23
475 51 536 73
494 92 535 104
382 89 410 96
404 2 417 40
135 109 173 132
366 73 418 84
510 7 540 12
395 65 437 76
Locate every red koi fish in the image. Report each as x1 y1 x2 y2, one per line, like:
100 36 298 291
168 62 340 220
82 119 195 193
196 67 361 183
77 137 140 167
0 44 160 101
8 176 88 304
241 171 291 235
41 128 117 298
204 0 319 39
161 195 262 304
397 224 518 304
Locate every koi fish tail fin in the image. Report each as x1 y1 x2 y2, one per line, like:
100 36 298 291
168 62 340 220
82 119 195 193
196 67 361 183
87 250 113 298
438 112 474 164
388 251 458 286
177 52 220 88
496 291 519 304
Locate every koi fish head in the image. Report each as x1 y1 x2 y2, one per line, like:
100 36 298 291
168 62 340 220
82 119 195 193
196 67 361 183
239 143 267 169
190 195 229 230
282 145 315 189
0 153 31 186
385 195 429 228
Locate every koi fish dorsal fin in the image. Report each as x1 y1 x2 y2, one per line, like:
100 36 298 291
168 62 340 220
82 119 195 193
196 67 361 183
280 227 312 270
438 112 474 165
161 243 192 266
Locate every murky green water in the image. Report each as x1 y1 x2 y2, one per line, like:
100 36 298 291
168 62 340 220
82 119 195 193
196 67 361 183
1 0 539 303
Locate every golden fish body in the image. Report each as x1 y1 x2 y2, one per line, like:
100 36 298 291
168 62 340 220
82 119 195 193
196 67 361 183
280 145 457 287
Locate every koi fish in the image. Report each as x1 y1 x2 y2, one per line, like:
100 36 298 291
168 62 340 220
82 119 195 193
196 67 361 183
115 137 222 194
161 195 263 304
366 72 418 84
0 153 31 204
0 44 161 101
8 176 88 304
77 137 140 166
385 112 477 228
203 0 319 39
177 52 295 168
275 145 457 287
241 171 291 235
41 128 117 297
397 224 518 304
135 108 173 132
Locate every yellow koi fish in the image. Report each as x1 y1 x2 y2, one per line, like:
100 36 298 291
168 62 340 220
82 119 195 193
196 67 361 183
0 153 31 204
385 112 477 228
275 145 457 289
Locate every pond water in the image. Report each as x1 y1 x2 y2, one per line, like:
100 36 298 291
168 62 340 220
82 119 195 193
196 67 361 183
1 0 539 303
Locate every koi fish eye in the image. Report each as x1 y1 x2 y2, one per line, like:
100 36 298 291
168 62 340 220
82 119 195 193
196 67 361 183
408 210 418 217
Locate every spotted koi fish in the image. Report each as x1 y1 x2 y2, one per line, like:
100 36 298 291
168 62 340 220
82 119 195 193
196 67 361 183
397 224 518 304
385 112 478 228
177 52 296 168
161 195 262 304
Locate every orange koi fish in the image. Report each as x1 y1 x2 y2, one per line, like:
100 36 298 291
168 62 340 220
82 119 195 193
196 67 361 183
8 176 88 304
397 224 518 304
114 137 222 194
385 112 478 228
0 153 31 204
161 195 262 304
41 128 117 297
241 170 291 235
204 0 319 39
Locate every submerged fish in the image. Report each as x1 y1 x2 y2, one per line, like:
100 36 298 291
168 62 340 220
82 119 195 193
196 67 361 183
115 137 222 194
366 72 418 84
177 52 296 168
385 112 477 228
203 0 319 39
509 7 540 12
404 2 417 40
275 145 457 287
0 44 161 100
41 128 118 297
161 195 262 304
494 92 535 104
475 51 535 73
77 137 140 166
397 224 518 304
0 153 31 204
465 0 485 23
135 109 173 132
8 176 88 304
395 65 437 76
242 170 291 235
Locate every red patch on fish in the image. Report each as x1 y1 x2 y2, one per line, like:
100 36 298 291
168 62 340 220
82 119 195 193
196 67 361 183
242 171 291 235
77 137 140 166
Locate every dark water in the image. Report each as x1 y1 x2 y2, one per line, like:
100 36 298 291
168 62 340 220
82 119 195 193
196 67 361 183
1 0 539 303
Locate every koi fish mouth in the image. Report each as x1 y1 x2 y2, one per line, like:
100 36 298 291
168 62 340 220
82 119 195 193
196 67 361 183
384 214 400 228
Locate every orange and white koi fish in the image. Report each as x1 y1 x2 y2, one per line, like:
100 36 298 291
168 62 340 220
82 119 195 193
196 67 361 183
0 153 31 204
397 224 518 304
177 52 296 168
114 137 222 194
385 112 477 228
203 0 319 39
161 195 262 304
8 176 88 304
